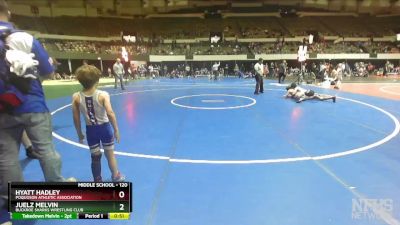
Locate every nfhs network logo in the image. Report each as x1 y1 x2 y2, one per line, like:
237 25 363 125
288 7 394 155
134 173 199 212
352 198 393 221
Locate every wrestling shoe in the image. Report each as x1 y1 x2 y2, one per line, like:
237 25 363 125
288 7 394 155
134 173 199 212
65 177 77 182
296 98 304 103
112 172 126 182
94 176 103 182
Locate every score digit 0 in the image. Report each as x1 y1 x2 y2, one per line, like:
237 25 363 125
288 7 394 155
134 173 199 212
119 191 125 199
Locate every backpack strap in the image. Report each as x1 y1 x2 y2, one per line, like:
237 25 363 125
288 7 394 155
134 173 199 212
0 28 11 59
0 28 12 80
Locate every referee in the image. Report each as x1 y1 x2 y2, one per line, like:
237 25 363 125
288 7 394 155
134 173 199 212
113 58 125 90
212 62 220 80
254 58 264 95
278 60 287 84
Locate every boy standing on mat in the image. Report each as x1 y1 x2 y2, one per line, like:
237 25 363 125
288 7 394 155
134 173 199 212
72 65 125 182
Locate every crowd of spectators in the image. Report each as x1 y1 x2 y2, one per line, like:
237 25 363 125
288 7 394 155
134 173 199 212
248 41 299 54
192 43 247 55
54 41 100 54
44 38 400 56
50 40 149 55
106 44 148 55
240 27 284 38
47 57 400 83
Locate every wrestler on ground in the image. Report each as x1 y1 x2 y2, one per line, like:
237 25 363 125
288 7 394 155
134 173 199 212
284 83 336 103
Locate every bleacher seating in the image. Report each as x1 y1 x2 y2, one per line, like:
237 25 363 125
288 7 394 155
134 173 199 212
13 15 399 56
11 15 400 38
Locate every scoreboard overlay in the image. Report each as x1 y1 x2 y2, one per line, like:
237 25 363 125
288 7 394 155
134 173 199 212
8 182 132 220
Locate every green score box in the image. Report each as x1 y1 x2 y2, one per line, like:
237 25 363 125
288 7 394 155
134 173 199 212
11 212 78 220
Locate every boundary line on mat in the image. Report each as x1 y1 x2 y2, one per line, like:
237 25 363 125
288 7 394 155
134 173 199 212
51 86 400 164
171 94 256 110
379 85 400 96
201 100 225 103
